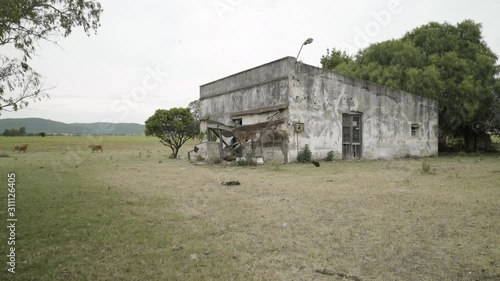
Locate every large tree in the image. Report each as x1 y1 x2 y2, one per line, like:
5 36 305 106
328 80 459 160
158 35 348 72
145 108 199 158
0 0 103 113
321 20 500 151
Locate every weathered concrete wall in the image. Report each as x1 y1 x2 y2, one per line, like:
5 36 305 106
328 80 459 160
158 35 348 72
193 142 221 162
200 57 295 125
287 62 439 160
200 79 288 124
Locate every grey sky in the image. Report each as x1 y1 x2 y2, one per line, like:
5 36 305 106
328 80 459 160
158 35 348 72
1 0 499 124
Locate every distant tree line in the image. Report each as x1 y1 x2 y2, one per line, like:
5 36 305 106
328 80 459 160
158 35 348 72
2 127 26 136
1 127 47 137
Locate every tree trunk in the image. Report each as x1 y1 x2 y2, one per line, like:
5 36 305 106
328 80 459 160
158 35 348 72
170 146 178 158
463 132 493 152
463 132 474 153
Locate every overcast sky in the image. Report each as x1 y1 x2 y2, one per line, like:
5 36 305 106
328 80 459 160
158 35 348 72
1 0 499 124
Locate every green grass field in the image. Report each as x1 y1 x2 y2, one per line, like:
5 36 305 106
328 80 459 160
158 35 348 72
0 136 499 280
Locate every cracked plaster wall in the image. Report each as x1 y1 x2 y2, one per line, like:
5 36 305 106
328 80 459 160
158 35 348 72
288 63 439 160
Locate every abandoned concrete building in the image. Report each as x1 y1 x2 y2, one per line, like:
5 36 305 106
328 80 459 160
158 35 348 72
194 57 438 163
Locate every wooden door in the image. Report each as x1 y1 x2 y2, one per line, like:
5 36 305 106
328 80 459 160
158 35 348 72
342 114 362 159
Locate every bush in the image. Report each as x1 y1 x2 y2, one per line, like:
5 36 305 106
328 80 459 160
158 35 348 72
421 160 436 175
447 136 464 152
324 151 334 161
245 149 256 160
237 150 257 166
269 160 281 171
237 159 255 166
297 145 312 163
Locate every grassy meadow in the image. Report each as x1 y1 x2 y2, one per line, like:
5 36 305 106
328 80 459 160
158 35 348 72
0 135 499 280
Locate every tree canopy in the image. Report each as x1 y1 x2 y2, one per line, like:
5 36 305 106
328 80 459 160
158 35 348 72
321 19 500 151
145 108 199 158
188 100 200 121
0 0 103 113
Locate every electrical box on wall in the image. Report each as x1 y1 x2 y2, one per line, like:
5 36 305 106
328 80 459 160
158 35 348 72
295 122 304 132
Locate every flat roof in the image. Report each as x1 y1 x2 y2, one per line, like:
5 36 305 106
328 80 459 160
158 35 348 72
199 56 296 88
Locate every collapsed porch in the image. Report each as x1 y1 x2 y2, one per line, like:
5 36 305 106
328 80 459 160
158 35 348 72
191 107 290 163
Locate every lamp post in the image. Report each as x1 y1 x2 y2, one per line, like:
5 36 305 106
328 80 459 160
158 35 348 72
296 38 314 61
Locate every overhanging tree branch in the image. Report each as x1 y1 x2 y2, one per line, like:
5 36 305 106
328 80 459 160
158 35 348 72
0 0 103 114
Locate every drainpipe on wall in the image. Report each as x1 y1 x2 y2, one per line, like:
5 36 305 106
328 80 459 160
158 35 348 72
296 130 299 159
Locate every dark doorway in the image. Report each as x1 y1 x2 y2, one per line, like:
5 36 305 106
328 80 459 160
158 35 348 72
342 113 362 160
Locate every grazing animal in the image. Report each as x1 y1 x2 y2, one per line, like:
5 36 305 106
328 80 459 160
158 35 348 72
312 160 320 167
88 144 103 152
13 144 29 153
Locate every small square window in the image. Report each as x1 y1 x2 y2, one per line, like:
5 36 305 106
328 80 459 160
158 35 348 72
233 118 242 126
411 124 420 137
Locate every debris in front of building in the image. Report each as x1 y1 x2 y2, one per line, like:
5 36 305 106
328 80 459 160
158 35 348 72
253 157 265 165
223 155 237 161
221 181 241 186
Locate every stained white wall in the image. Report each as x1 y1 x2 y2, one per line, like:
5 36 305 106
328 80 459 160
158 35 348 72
288 63 439 160
200 57 294 124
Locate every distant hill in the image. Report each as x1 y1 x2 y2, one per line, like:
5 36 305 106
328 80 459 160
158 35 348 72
0 118 145 135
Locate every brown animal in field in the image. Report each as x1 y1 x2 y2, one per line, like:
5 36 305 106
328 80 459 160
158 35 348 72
312 160 320 167
13 144 29 153
88 144 103 152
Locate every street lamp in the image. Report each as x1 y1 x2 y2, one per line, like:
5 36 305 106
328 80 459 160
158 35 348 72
296 38 314 61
